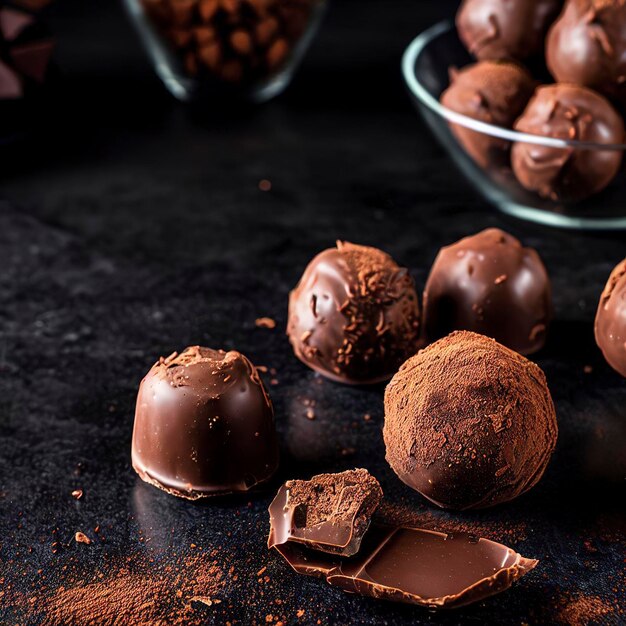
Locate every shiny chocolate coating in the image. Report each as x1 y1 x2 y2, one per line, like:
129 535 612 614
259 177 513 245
132 346 279 499
287 241 420 385
384 331 558 510
512 84 624 201
595 258 626 377
422 228 552 355
441 61 536 168
547 0 626 106
456 0 562 61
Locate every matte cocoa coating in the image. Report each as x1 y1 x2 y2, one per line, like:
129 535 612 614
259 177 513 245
271 521 538 609
512 83 624 201
547 0 626 106
595 258 626 377
384 331 558 510
132 346 279 499
440 61 536 168
287 241 420 385
456 0 562 61
268 469 383 556
422 228 552 355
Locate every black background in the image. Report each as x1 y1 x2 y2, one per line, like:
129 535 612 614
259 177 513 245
1 0 625 624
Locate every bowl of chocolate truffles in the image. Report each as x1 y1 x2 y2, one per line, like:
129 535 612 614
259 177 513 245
402 0 626 230
123 0 327 103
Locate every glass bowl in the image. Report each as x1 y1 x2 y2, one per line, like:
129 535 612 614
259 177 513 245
123 0 327 104
402 21 626 231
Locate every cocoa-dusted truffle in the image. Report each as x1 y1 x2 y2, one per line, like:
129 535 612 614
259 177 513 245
547 0 626 107
595 258 626 377
512 84 624 201
383 331 558 510
440 61 536 168
456 0 561 61
132 346 279 499
287 241 420 385
422 228 552 355
268 469 383 557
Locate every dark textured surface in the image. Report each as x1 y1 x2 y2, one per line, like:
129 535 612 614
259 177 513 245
0 0 625 624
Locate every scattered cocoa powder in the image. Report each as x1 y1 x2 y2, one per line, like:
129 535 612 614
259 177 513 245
556 593 616 626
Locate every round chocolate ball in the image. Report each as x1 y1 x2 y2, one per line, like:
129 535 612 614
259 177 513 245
512 83 624 201
440 61 536 168
456 0 562 61
547 0 626 107
422 228 552 355
595 258 626 377
383 331 558 510
132 346 279 499
287 241 420 385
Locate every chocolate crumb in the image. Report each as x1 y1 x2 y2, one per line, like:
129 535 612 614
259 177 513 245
255 317 276 329
74 532 91 545
71 490 83 500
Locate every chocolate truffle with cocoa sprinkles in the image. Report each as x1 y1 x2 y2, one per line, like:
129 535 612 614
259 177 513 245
287 241 420 385
595 258 626 377
132 346 279 499
456 0 562 61
384 331 558 510
512 83 624 201
422 228 552 355
440 61 536 168
547 0 626 107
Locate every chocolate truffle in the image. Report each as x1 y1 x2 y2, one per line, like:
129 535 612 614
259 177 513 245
441 61 536 168
422 228 552 355
547 0 626 106
287 241 420 385
383 331 558 510
132 346 279 499
512 84 624 201
268 469 383 556
456 0 561 61
595 258 626 377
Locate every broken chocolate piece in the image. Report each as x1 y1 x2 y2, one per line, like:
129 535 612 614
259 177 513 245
268 469 383 557
271 522 537 609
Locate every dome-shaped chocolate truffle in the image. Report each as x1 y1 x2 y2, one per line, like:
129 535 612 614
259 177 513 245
132 346 279 499
595 258 626 377
422 228 552 355
384 331 558 510
456 0 561 61
547 0 626 107
440 61 536 168
512 84 624 201
287 241 420 385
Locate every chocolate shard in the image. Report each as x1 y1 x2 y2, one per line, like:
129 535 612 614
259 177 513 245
0 7 34 41
0 60 22 99
272 521 538 609
268 469 383 557
10 39 54 83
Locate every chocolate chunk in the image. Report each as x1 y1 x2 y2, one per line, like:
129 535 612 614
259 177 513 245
384 331 558 510
512 84 624 202
422 228 552 355
440 61 536 169
595 258 626 377
132 346 279 499
456 0 561 61
268 469 383 556
287 241 420 385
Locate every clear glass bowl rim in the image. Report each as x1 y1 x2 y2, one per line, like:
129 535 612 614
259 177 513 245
402 21 626 152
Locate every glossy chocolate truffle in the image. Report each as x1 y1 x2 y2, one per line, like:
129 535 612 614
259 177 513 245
441 61 536 168
287 241 420 385
422 228 552 355
512 84 624 201
456 0 561 61
547 0 626 106
595 258 626 377
132 346 279 499
383 331 558 510
268 469 383 557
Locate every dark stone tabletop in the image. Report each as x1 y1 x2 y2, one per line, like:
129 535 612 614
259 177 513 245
1 0 624 624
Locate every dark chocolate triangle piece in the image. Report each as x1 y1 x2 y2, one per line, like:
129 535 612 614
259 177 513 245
0 60 23 99
0 7 33 41
10 40 54 83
